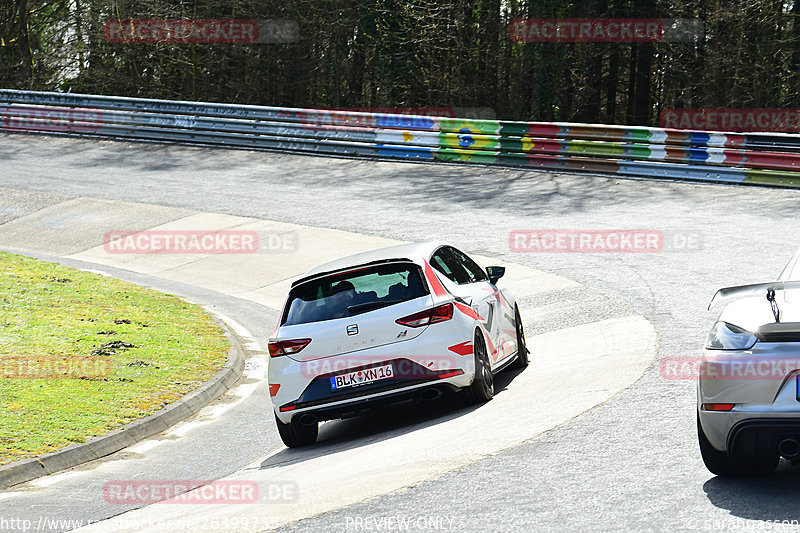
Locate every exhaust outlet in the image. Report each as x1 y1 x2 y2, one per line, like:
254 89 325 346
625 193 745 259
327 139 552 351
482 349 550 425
298 413 318 426
421 388 442 401
778 438 800 458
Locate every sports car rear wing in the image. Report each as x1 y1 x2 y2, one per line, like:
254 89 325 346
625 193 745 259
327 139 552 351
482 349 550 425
708 281 800 310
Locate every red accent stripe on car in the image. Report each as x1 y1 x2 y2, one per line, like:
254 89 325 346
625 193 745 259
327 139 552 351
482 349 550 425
423 259 449 298
437 370 465 379
482 285 510 311
454 301 484 321
448 341 474 356
271 300 288 338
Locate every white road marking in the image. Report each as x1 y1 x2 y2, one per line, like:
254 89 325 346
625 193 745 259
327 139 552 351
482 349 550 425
127 440 166 454
206 308 254 340
243 357 268 379
80 268 110 277
165 420 206 438
30 471 85 487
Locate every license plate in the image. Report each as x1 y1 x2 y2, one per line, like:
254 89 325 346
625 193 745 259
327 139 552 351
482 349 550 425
330 364 394 390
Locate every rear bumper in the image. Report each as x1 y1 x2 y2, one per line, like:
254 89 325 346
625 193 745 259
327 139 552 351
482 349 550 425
697 346 800 451
727 418 800 460
286 381 461 424
270 327 476 423
699 409 800 452
272 355 472 424
279 357 465 410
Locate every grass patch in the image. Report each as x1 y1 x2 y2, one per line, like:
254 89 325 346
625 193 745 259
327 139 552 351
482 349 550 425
0 252 229 465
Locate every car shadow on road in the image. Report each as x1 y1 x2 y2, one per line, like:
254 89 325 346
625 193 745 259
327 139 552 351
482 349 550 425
703 461 800 522
258 367 524 470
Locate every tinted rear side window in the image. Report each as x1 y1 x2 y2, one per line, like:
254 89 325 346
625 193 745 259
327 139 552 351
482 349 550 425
430 248 471 284
449 247 488 283
283 262 429 326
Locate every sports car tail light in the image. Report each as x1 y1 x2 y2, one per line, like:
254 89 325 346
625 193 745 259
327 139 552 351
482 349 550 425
701 403 736 412
705 321 757 351
396 303 453 328
269 338 311 358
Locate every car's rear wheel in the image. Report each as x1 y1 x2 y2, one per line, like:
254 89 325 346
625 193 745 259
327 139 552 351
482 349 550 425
697 413 778 476
510 305 529 370
275 413 318 447
463 331 493 405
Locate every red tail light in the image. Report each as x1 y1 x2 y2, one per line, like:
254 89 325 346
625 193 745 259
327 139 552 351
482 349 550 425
269 338 311 358
701 403 736 412
396 303 453 328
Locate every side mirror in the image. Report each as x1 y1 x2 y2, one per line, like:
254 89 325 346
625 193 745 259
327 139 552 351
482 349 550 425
486 266 505 285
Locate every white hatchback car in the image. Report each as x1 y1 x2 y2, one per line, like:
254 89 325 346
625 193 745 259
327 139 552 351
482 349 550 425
268 242 528 447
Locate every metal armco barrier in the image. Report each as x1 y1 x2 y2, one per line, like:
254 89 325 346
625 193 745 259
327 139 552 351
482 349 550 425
2 89 800 188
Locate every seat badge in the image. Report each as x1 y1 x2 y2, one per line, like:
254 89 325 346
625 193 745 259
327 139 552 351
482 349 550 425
347 324 359 336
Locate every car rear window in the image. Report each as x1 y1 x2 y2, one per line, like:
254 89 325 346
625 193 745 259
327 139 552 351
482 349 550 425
282 262 429 326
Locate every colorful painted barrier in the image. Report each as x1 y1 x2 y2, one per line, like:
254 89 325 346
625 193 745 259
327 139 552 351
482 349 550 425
2 89 800 188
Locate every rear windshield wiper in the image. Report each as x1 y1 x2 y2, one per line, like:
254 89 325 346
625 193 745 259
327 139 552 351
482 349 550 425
347 299 404 314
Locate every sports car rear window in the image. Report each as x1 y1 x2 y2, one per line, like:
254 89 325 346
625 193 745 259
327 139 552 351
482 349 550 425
282 262 429 326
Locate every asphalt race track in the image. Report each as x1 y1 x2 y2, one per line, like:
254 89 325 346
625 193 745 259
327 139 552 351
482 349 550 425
1 133 800 532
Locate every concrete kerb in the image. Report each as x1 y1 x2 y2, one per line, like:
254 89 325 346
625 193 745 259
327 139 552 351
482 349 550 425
0 307 245 490
0 459 47 491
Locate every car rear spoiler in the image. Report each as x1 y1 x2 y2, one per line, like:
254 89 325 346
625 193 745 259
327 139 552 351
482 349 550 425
291 258 413 288
708 281 800 310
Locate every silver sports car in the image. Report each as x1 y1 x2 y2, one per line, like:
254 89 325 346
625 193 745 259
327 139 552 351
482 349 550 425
698 248 800 476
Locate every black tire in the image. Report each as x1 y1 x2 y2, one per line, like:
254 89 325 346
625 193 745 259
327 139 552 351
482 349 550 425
509 305 529 370
697 413 777 476
275 413 318 447
463 331 494 405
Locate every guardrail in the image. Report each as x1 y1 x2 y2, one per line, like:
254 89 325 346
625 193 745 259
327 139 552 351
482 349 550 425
2 89 800 188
